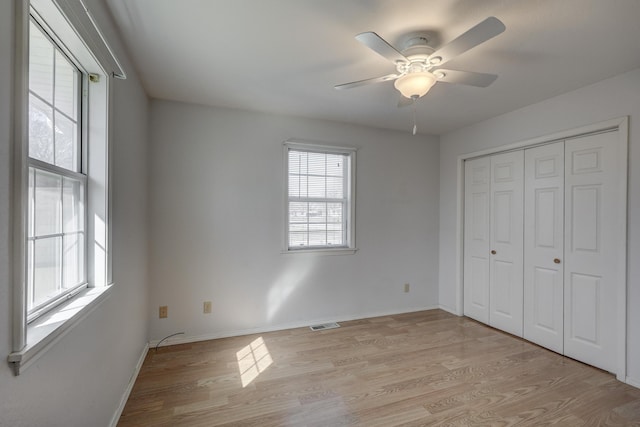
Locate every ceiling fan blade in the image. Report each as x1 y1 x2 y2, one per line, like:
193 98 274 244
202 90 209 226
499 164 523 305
355 32 408 64
334 73 399 90
434 69 498 87
430 17 505 66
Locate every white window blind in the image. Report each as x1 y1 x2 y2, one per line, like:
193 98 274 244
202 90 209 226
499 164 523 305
285 142 356 251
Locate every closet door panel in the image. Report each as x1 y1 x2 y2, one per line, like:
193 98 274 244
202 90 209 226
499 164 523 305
463 157 491 323
524 142 564 353
564 131 618 373
489 151 524 336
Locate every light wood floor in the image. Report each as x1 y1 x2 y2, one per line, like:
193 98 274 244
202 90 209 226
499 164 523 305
118 310 640 426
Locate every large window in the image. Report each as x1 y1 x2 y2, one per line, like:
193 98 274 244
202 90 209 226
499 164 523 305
27 19 86 320
284 142 356 252
9 0 125 375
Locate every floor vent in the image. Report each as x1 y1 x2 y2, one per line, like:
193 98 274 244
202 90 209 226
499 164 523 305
310 322 340 331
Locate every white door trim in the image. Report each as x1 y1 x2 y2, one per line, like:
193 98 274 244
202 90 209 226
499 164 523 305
455 116 628 382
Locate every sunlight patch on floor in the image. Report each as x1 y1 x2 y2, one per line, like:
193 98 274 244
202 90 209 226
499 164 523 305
236 336 273 387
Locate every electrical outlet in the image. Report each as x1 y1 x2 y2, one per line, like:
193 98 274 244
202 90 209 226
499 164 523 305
159 305 168 318
203 301 212 314
404 283 410 293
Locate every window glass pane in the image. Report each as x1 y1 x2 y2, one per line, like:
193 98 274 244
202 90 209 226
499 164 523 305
308 175 325 198
327 223 343 231
28 169 35 238
288 151 301 175
289 202 308 223
54 50 78 118
34 170 62 236
63 233 84 288
32 236 61 309
288 175 300 198
27 240 34 305
308 231 327 247
289 223 308 232
327 230 343 246
326 177 343 198
308 203 326 223
29 94 54 164
63 177 84 233
328 203 343 223
55 112 78 171
297 151 307 174
289 232 307 248
29 22 53 103
326 154 344 177
297 175 307 198
307 152 325 175
308 223 326 232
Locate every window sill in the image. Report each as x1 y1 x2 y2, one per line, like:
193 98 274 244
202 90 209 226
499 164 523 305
7 285 112 375
282 247 358 255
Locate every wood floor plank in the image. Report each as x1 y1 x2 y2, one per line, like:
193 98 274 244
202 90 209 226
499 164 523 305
118 310 640 426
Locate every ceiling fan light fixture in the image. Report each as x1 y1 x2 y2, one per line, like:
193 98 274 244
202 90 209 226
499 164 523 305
394 72 437 98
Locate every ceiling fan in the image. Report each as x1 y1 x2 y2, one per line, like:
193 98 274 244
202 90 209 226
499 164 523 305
335 17 506 103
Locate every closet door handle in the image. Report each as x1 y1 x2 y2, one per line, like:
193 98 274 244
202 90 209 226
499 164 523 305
554 258 561 264
491 250 497 255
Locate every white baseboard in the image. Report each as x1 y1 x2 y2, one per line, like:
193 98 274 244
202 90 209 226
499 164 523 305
109 343 149 427
149 305 440 347
626 376 640 389
438 304 462 316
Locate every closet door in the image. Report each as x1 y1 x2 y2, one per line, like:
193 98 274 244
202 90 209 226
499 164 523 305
489 151 524 336
463 157 491 323
523 142 564 353
564 131 619 373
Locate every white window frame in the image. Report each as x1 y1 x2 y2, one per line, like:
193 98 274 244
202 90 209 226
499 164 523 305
27 16 88 323
8 0 125 375
283 140 357 254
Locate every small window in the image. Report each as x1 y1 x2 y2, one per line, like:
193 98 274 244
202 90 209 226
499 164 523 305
284 142 356 252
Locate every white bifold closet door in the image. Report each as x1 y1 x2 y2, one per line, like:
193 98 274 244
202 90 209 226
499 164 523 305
463 152 524 336
524 142 564 353
488 151 524 337
463 157 491 324
465 128 623 374
519 131 619 372
563 131 619 373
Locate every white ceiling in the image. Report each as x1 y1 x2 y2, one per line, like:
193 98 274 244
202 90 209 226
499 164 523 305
105 0 640 135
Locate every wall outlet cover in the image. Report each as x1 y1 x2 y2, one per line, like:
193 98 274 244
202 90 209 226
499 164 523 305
203 301 212 314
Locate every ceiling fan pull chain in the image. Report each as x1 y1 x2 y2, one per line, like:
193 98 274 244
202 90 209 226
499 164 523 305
412 96 417 135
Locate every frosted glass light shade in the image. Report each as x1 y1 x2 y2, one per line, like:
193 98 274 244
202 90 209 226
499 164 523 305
394 72 437 98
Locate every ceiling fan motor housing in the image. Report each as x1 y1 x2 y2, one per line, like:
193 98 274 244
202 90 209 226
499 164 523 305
401 34 435 57
396 35 438 76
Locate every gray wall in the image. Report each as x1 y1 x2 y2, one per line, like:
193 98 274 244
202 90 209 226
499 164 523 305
0 1 150 425
439 67 640 386
147 100 441 343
